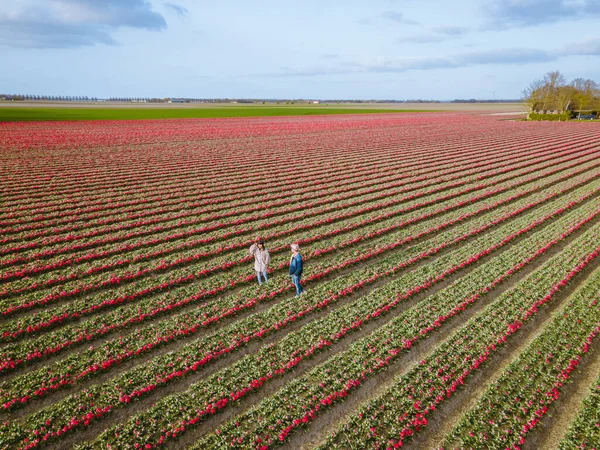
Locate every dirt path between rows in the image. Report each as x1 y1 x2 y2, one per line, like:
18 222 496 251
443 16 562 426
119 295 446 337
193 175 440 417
523 297 600 450
39 199 598 449
283 232 600 450
3 134 595 329
25 221 490 448
421 266 600 450
4 164 593 392
170 215 600 449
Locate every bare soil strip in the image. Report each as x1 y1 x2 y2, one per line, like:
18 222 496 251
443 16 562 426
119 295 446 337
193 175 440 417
418 267 600 450
164 207 600 450
522 303 600 450
6 200 525 422
33 192 599 449
282 234 600 450
7 180 598 430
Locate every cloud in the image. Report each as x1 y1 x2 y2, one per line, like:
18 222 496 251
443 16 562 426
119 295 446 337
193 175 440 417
398 25 469 44
432 25 468 36
485 0 600 28
380 11 419 25
359 10 418 26
0 0 167 48
557 37 600 56
397 35 447 44
367 56 458 72
164 2 188 17
257 66 360 78
265 37 600 77
457 48 555 65
367 47 556 72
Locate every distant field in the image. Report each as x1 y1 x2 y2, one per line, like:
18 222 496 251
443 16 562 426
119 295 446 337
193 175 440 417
1 113 599 450
0 106 436 122
0 101 528 121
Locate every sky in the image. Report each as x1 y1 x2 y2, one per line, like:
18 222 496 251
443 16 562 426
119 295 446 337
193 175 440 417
0 0 599 100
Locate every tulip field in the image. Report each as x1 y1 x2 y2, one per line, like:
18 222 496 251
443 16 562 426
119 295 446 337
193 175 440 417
1 112 600 450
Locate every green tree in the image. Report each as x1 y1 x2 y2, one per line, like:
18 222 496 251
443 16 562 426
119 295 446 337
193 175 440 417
522 79 544 112
571 78 599 115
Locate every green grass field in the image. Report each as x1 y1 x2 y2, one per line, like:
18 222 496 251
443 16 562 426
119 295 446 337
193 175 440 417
0 106 435 122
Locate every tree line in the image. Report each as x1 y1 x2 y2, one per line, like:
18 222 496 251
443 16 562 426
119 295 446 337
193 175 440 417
0 94 100 102
523 71 599 115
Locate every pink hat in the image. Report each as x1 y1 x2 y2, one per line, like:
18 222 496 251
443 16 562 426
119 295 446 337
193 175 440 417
290 243 300 251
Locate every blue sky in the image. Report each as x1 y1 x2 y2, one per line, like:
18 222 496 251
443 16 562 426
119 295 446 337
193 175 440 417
0 0 599 100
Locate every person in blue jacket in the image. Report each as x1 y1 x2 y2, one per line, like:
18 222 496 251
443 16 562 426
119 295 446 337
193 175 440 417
289 243 305 296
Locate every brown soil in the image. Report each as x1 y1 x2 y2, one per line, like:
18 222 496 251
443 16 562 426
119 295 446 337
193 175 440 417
3 153 591 390
8 181 595 429
284 227 600 450
32 191 594 449
422 266 600 450
523 283 600 450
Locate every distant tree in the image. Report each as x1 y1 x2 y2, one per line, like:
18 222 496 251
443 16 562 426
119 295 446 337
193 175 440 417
525 72 599 117
540 71 566 110
571 78 599 115
522 79 545 112
555 85 575 112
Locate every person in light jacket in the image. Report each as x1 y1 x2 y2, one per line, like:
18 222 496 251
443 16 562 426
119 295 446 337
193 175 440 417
249 240 271 285
289 243 305 296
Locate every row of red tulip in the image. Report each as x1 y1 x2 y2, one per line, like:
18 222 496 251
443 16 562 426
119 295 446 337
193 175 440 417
4 175 597 411
4 147 596 324
107 192 600 450
4 157 598 341
7 182 597 449
2 133 424 216
3 135 586 285
2 134 547 245
443 267 600 449
4 166 595 376
2 113 600 450
3 145 600 320
2 130 551 235
197 221 600 450
3 117 522 209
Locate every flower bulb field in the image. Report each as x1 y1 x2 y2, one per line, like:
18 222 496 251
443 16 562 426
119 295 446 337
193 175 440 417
1 112 600 450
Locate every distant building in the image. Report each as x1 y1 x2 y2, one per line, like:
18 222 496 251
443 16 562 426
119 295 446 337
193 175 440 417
312 100 319 104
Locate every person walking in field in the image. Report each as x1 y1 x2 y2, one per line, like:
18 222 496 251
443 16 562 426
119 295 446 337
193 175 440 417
289 243 305 296
249 239 270 285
